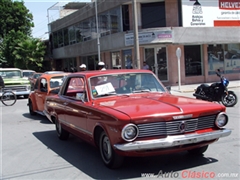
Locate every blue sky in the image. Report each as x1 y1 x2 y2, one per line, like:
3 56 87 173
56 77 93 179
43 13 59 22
23 0 91 40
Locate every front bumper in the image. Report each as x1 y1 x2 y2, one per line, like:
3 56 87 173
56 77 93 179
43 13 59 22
114 129 231 151
0 90 30 96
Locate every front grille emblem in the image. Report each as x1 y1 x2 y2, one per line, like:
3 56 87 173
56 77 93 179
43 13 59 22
178 121 188 133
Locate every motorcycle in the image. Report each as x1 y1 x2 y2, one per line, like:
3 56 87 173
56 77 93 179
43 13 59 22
193 70 238 107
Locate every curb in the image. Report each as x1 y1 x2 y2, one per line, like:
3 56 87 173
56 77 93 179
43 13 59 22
171 85 240 93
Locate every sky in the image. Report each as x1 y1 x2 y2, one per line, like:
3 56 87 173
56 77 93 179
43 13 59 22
23 0 91 40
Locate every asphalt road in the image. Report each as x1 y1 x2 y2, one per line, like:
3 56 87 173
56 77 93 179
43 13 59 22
1 88 239 180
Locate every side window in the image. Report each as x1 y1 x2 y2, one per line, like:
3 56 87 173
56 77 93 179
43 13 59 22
63 77 87 101
40 78 48 92
34 79 39 90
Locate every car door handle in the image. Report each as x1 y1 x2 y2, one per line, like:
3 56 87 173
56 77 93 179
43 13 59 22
63 102 68 105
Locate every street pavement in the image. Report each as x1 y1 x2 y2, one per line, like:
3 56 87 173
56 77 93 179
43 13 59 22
170 80 240 93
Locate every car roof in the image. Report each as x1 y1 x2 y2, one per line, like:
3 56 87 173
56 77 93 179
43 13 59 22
22 70 36 72
67 69 152 78
44 71 65 74
0 68 21 71
39 73 69 79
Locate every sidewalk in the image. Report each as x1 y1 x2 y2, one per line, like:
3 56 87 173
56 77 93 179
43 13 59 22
170 80 240 93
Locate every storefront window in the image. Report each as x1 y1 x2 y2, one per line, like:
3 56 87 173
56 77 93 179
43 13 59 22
208 44 240 75
145 48 154 72
123 49 132 69
184 45 202 76
207 45 224 75
111 52 121 69
157 47 168 81
63 58 77 72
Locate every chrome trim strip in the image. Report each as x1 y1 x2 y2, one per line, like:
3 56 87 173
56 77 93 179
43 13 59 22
114 129 231 151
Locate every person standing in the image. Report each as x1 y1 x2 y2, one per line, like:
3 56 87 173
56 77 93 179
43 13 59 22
98 62 106 70
79 64 87 71
142 61 150 70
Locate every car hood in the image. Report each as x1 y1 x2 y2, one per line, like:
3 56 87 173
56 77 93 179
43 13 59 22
95 93 225 121
3 78 30 85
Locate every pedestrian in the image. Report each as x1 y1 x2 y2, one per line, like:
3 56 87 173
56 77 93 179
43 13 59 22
0 75 5 89
79 64 87 71
142 61 150 70
98 61 106 70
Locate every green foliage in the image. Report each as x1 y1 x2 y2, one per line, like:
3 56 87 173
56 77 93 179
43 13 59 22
0 0 33 38
0 0 46 70
13 37 46 71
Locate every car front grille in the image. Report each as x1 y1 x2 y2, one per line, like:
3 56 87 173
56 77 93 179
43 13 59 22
2 86 28 92
137 115 216 138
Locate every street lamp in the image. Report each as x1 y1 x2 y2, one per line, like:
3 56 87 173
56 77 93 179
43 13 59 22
95 0 101 62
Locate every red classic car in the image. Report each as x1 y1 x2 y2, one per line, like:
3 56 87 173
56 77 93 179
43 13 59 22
44 69 231 169
28 72 69 116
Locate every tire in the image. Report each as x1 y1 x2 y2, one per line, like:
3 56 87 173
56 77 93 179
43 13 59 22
24 95 29 99
56 119 69 140
221 91 238 107
188 145 208 155
29 100 36 116
1 91 17 106
99 131 124 169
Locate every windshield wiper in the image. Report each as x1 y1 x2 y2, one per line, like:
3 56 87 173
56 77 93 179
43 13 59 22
132 89 150 93
97 92 117 97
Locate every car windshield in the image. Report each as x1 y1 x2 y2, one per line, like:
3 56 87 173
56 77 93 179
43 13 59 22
50 76 65 88
33 73 42 79
0 70 22 78
23 71 34 78
89 72 166 98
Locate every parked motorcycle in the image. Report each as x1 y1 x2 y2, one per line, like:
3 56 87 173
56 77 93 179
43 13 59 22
193 69 238 107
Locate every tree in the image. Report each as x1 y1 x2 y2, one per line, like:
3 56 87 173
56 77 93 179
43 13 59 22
0 0 46 70
13 37 46 71
0 0 33 38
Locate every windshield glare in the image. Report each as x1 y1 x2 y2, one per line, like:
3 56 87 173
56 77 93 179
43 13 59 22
0 70 22 78
50 76 65 88
90 73 166 98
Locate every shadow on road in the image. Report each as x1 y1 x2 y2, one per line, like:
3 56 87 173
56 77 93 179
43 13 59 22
22 113 51 124
33 130 218 179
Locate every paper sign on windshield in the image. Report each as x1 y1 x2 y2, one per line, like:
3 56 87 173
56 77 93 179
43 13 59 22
95 82 115 95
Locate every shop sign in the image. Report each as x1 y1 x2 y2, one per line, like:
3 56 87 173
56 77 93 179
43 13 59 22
124 30 172 46
182 0 240 27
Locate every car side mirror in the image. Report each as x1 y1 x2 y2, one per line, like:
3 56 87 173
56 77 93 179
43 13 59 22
40 88 48 92
76 93 85 102
166 86 171 93
50 88 60 94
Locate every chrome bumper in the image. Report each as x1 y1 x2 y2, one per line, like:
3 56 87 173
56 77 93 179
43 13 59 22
114 129 231 151
0 90 30 96
43 110 53 123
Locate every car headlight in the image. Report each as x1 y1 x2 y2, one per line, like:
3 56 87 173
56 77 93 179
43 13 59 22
215 112 228 128
121 124 139 142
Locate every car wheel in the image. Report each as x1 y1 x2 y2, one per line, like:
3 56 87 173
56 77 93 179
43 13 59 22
188 145 208 155
99 131 124 169
56 119 69 140
29 100 36 116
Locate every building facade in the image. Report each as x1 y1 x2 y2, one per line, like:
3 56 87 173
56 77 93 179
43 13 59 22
48 0 240 86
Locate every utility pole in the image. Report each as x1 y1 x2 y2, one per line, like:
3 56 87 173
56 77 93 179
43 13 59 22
132 0 140 69
95 0 101 62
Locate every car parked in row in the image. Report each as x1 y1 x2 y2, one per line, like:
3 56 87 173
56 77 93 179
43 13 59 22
28 72 43 90
0 68 31 98
28 72 69 116
43 69 231 169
